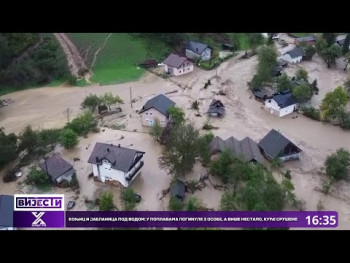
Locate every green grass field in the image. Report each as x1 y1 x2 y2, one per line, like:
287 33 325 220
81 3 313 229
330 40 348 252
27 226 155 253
68 33 171 85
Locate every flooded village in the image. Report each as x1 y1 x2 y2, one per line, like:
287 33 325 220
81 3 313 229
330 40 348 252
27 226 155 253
1 33 350 230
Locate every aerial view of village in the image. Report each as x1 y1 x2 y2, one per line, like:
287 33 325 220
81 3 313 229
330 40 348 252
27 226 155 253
1 33 350 230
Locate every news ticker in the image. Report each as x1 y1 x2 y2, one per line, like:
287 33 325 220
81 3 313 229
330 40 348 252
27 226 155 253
12 194 338 228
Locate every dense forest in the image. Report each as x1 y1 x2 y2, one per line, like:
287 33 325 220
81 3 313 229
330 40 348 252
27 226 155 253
0 33 69 91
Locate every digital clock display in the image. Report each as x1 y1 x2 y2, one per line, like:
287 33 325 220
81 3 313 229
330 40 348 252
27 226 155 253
306 215 337 226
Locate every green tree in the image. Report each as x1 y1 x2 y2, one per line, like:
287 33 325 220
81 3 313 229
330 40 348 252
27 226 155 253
185 196 206 211
270 157 282 170
255 45 278 84
220 191 238 210
323 33 336 47
26 167 49 186
18 125 38 153
296 67 309 82
325 148 350 181
339 110 350 129
169 196 184 211
320 86 348 121
277 73 293 92
292 83 313 102
167 106 185 125
81 94 101 113
121 188 138 211
99 192 115 211
59 128 78 149
247 33 264 53
0 128 18 170
198 132 214 164
149 119 163 139
100 92 123 111
342 34 350 55
159 122 200 178
319 44 342 68
65 111 97 136
304 45 316 60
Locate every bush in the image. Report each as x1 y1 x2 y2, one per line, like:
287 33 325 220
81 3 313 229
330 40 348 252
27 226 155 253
191 100 199 110
339 110 350 129
18 125 38 153
59 128 79 149
69 173 79 189
149 119 163 139
325 148 350 181
121 188 138 211
67 75 77 86
202 119 214 130
198 132 214 164
65 111 97 136
0 128 18 170
37 129 61 147
26 167 49 186
99 192 115 211
169 196 184 211
167 106 185 125
292 83 313 102
301 106 321 121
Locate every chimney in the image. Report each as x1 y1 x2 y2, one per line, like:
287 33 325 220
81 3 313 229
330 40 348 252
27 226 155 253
95 157 99 162
118 144 121 148
107 148 110 152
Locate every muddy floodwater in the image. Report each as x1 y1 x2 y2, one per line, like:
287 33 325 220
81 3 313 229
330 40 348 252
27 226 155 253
1 50 350 229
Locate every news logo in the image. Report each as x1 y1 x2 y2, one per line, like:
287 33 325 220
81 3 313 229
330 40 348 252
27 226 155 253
14 195 65 228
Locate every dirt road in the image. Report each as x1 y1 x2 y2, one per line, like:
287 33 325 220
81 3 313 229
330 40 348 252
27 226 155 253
54 33 88 78
1 53 350 228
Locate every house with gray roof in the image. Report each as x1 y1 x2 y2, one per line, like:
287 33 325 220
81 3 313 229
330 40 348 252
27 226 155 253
207 99 225 117
0 195 15 230
209 135 266 166
88 143 145 187
163 53 193 76
185 41 213 61
139 94 176 127
335 34 350 48
282 47 305 63
295 35 317 45
39 153 75 184
258 129 302 162
264 91 297 117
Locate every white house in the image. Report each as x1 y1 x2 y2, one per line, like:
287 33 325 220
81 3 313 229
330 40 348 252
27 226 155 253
281 47 305 63
185 41 213 61
163 54 193 76
139 94 175 127
39 153 76 184
264 91 297 117
0 195 15 230
258 129 302 162
88 143 145 187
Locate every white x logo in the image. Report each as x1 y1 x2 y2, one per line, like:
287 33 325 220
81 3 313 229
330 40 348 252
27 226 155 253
32 212 46 226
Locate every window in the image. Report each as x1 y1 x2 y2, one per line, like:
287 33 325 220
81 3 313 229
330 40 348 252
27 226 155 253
149 112 152 115
179 70 181 73
146 112 148 115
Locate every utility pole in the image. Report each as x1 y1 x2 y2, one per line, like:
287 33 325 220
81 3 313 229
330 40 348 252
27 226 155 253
129 87 133 108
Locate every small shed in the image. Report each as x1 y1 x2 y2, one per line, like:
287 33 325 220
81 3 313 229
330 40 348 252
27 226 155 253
222 43 234 51
207 99 226 117
139 59 158 68
253 90 268 102
171 180 186 201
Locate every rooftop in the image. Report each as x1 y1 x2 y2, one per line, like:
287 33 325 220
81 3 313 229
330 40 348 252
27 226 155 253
163 54 188 68
286 47 305 58
39 154 74 180
88 143 145 173
258 129 302 158
186 41 212 55
139 94 175 116
270 92 296 108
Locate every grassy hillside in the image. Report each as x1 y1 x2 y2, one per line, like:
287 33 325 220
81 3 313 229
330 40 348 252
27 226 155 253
68 33 171 85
